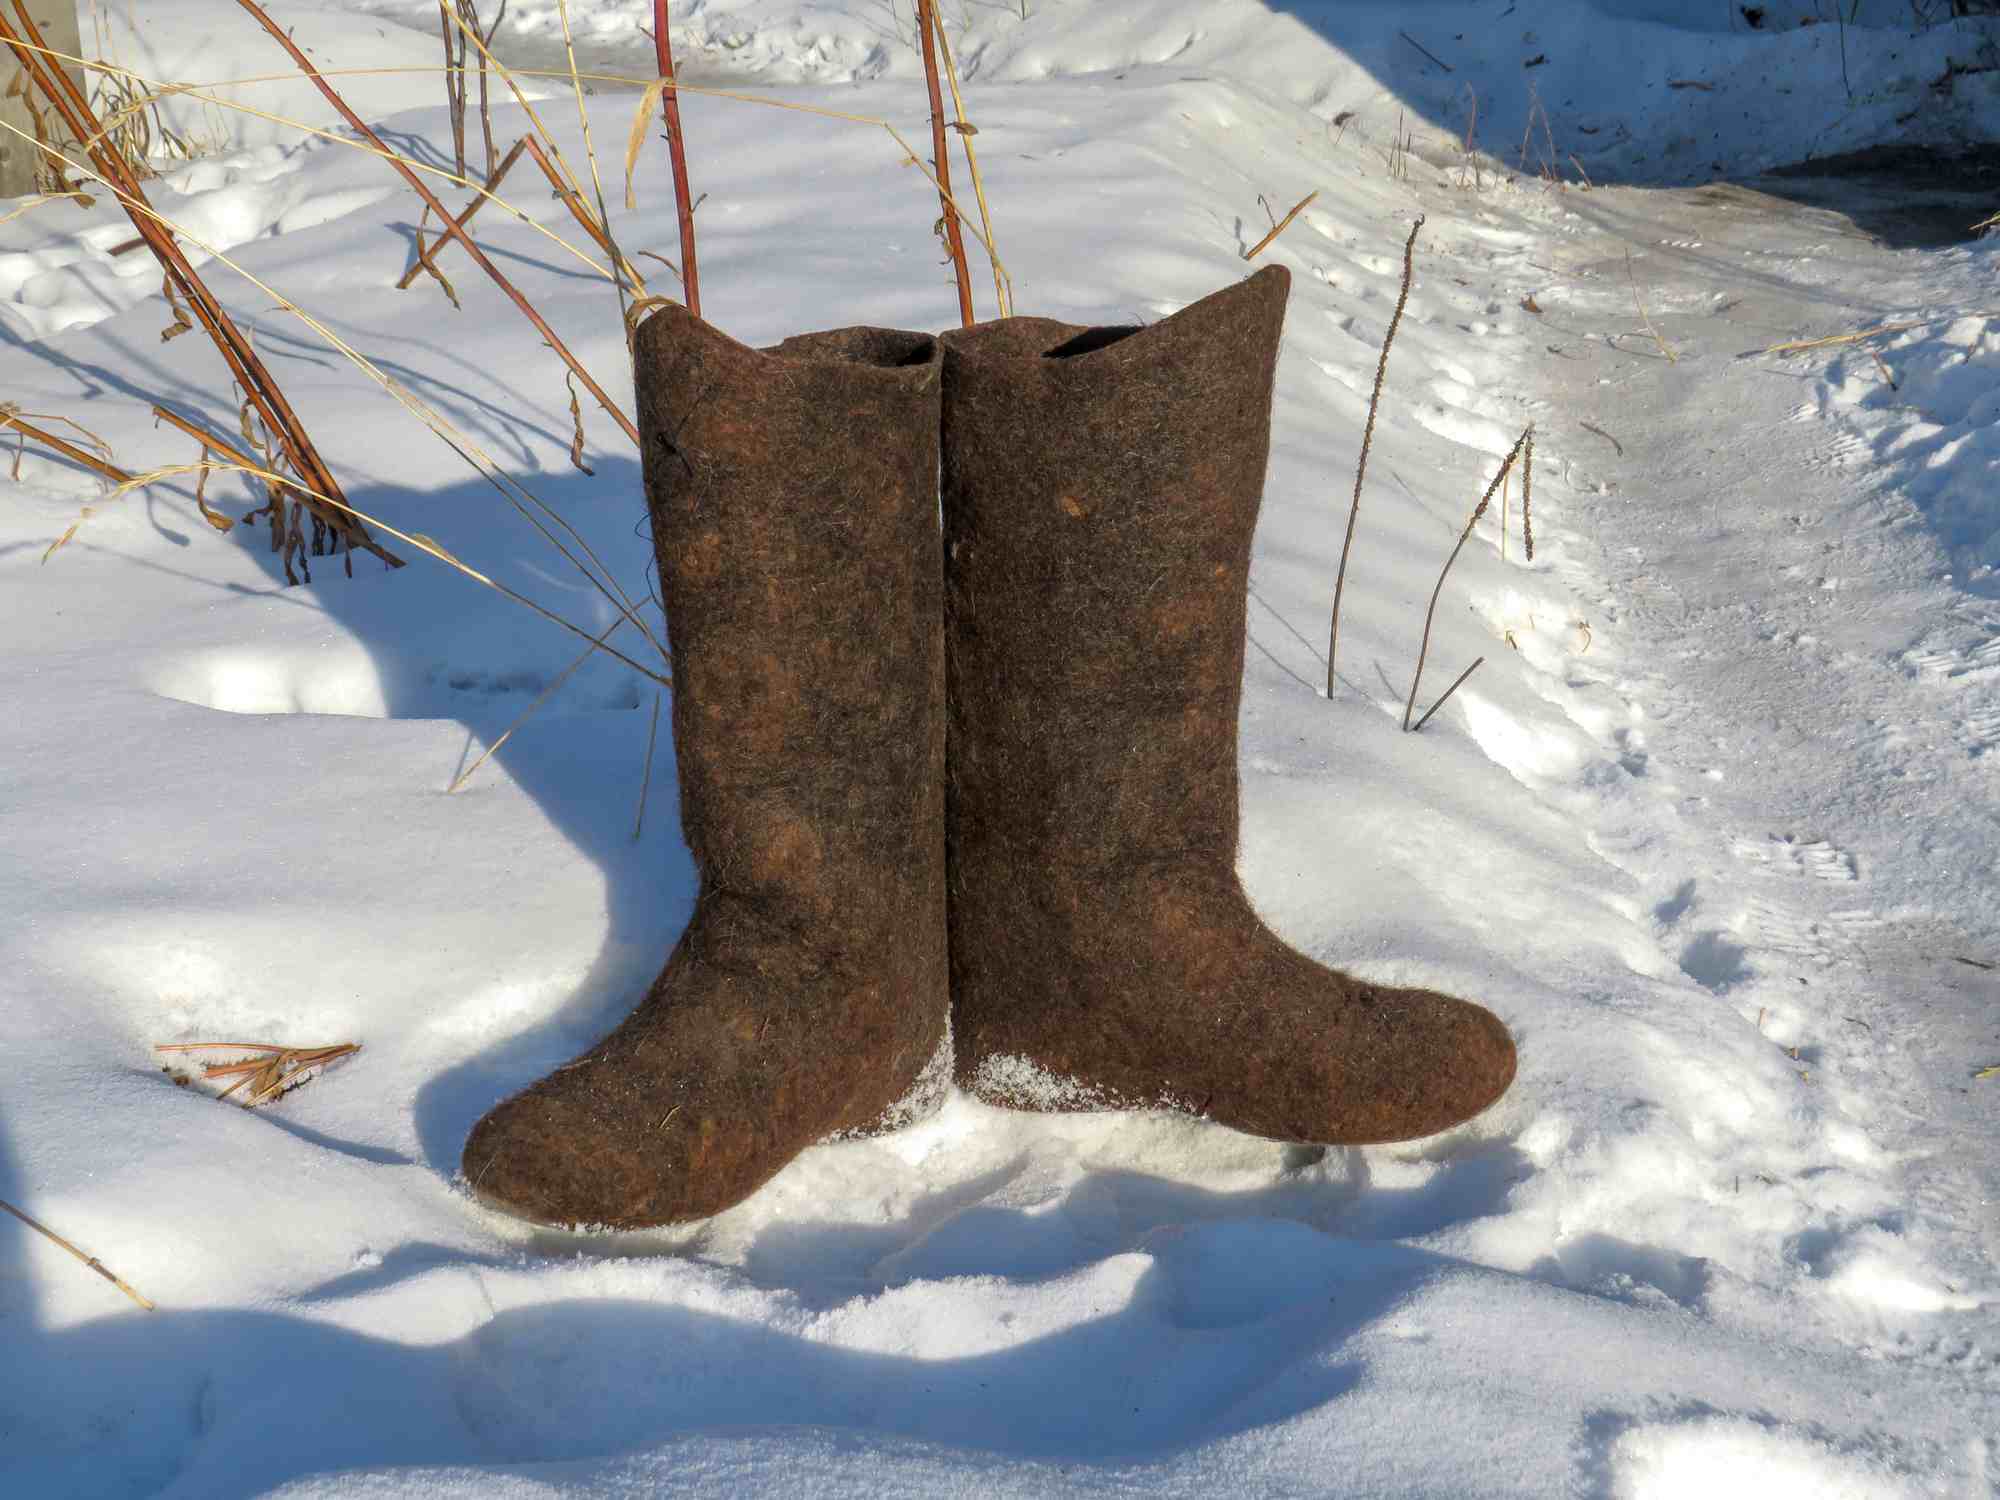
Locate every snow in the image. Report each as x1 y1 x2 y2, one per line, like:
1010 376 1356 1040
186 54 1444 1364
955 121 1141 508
3 1 1998 1495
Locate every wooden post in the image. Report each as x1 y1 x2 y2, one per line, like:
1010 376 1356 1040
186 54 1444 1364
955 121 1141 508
0 2 83 199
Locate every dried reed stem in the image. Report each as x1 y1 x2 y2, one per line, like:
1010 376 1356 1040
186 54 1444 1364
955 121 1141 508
916 0 974 325
1327 214 1422 698
157 1040 361 1106
396 133 526 290
925 1 1006 317
524 134 648 291
652 0 700 316
1403 425 1531 731
233 0 641 449
556 0 630 314
0 409 132 484
1760 320 1926 355
0 1196 155 1311
1244 189 1319 261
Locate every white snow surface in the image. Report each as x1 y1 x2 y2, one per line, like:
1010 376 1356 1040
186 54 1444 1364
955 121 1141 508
3 1 1998 1496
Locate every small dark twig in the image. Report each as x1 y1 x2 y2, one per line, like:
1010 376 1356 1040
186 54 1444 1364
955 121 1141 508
1327 215 1423 697
1404 425 1532 731
1411 656 1484 733
1398 30 1453 72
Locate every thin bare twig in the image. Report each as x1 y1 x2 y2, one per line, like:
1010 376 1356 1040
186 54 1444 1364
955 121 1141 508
0 1196 155 1311
1244 189 1319 261
396 133 526 290
1398 30 1452 72
1404 425 1532 731
0 408 132 485
633 687 663 838
1411 655 1485 733
1327 215 1423 697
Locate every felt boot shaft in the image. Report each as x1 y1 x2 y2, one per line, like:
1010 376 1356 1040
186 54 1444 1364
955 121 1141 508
940 266 1516 1143
463 309 949 1228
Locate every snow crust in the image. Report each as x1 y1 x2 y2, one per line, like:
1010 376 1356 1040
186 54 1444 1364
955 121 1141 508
2 1 1997 1496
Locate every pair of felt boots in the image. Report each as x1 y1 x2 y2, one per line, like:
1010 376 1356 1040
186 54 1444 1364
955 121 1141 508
462 266 1517 1230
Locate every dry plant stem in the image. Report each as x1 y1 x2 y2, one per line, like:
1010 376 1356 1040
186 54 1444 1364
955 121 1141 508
439 0 467 175
1326 214 1422 698
1411 655 1484 734
1623 247 1676 363
0 409 133 484
0 4 393 570
915 0 973 325
1522 430 1534 561
1761 320 1927 355
232 0 641 449
0 1196 155 1311
397 132 525 289
652 0 699 316
555 0 629 314
525 133 647 291
924 3 1006 317
1398 29 1452 71
1244 189 1319 260
1403 425 1531 731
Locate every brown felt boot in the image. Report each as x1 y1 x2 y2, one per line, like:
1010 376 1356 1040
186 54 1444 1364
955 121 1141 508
462 308 950 1228
939 265 1515 1145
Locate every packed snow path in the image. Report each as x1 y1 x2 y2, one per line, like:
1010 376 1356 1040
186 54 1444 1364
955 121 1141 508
2 3 1998 1495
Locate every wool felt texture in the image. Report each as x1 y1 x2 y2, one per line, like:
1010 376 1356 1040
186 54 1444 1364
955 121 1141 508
463 308 951 1228
938 265 1517 1144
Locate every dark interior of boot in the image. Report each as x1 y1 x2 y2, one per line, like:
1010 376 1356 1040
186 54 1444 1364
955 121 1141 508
1044 326 1139 359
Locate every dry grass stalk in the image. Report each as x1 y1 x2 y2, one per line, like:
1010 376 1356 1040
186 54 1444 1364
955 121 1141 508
0 4 397 576
439 0 468 176
232 0 642 449
555 0 632 315
915 0 973 325
1403 424 1532 732
1760 320 1926 355
650 0 700 316
0 1196 155 1311
1410 655 1484 734
924 0 1007 317
397 132 525 291
155 1039 361 1107
1 406 132 485
1326 214 1423 697
1623 247 1676 363
1244 189 1319 261
525 133 649 292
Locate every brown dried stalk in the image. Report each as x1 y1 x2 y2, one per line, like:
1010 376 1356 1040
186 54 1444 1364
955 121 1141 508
1623 247 1675 363
439 0 468 177
233 0 641 449
0 407 132 485
156 1040 361 1108
1244 189 1319 261
0 4 398 576
396 133 527 291
1521 429 1534 561
1326 214 1422 698
0 1197 155 1311
915 0 973 325
924 1 1006 317
652 0 699 317
1403 425 1532 731
523 134 647 292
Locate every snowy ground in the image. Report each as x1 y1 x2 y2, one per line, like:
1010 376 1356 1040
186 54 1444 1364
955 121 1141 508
3 2 1997 1495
